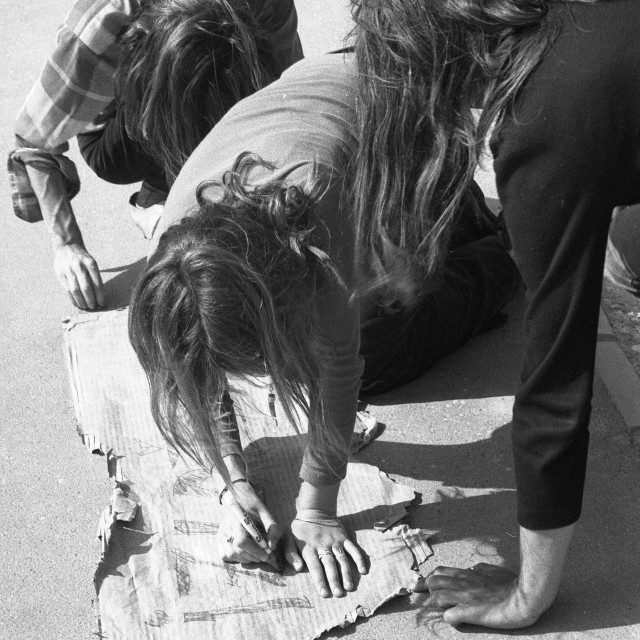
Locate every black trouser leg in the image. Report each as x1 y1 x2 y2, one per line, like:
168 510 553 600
359 235 521 396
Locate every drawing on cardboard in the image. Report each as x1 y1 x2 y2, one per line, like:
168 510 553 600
129 436 164 457
64 309 432 640
175 553 192 597
174 520 219 535
172 548 287 587
146 610 174 627
173 469 218 497
183 597 314 623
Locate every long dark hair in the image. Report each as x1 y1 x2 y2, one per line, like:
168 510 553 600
129 153 345 474
351 0 559 304
117 0 279 182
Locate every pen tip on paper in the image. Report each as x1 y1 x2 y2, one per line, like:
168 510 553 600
266 554 282 572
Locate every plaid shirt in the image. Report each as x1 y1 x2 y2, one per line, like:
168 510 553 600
9 0 301 222
9 0 139 221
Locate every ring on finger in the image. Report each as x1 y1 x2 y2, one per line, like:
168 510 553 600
318 549 334 560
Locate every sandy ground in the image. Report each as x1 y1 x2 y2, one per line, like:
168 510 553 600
1 2 639 640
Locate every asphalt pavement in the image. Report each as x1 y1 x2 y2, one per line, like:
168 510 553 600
1 2 638 639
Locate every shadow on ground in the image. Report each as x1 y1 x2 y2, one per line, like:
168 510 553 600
329 299 640 638
362 291 526 406
327 425 640 637
102 258 147 309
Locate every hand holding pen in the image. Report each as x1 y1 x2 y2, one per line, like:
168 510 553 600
217 478 283 571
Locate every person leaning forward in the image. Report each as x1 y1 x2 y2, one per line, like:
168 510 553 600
8 0 302 310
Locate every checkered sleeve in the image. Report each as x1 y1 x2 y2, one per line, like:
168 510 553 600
8 148 80 223
14 0 139 153
10 0 138 222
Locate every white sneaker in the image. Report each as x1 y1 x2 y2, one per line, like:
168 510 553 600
129 193 164 240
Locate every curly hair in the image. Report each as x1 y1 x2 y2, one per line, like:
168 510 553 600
117 0 279 182
129 152 345 474
350 0 560 304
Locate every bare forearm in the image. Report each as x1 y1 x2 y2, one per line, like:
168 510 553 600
218 390 243 459
517 522 575 616
25 159 105 308
426 521 576 628
222 454 247 482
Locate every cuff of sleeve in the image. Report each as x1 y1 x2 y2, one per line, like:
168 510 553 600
8 148 80 223
515 431 589 530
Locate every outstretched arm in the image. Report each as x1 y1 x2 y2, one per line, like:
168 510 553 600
290 274 368 596
216 390 286 567
13 0 138 308
429 53 615 627
25 162 104 310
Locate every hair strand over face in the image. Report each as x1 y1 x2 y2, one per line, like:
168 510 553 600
129 152 347 475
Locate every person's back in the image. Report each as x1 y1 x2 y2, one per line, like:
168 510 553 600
155 53 360 281
133 51 519 602
9 0 302 310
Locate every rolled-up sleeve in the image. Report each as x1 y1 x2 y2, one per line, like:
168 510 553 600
14 0 138 153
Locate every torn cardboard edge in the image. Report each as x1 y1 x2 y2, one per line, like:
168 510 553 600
93 467 433 639
64 314 116 458
312 520 432 638
317 585 412 639
96 483 138 558
63 308 433 639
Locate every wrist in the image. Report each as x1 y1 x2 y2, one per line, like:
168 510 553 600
516 523 575 615
50 221 83 249
222 453 247 483
513 576 551 614
504 585 546 628
52 237 81 251
296 480 339 515
218 478 253 505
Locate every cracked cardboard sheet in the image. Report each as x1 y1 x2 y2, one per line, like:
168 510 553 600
64 309 432 639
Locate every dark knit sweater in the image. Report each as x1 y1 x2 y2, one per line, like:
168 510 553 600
493 0 640 529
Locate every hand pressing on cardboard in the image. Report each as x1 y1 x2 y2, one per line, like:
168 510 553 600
24 156 105 310
216 474 367 595
289 510 366 597
424 564 528 627
422 524 575 629
54 242 105 310
289 480 367 598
